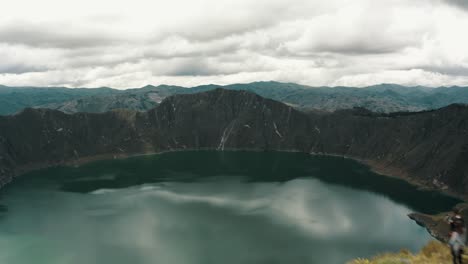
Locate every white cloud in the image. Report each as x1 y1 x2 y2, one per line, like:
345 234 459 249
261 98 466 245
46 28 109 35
331 69 467 87
1 0 468 88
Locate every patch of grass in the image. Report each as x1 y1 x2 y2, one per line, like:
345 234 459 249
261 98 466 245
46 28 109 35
347 240 462 264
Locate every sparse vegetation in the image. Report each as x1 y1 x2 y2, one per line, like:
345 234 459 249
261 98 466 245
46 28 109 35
348 240 468 264
2 82 468 115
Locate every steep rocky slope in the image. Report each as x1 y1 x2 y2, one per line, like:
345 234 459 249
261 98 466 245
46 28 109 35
0 89 468 198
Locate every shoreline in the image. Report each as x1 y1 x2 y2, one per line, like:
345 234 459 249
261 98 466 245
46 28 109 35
5 147 466 202
4 147 464 243
309 152 466 202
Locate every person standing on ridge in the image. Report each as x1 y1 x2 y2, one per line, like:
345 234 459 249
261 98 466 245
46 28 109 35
449 223 466 264
448 208 465 234
447 208 466 264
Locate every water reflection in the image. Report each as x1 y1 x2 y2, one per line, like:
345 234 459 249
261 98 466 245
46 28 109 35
0 177 433 264
15 151 459 214
0 151 460 264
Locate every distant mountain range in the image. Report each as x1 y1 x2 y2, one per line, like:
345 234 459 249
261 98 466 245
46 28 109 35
1 89 467 198
1 82 468 115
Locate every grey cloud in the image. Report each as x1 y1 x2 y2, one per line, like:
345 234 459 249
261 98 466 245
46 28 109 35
0 23 121 49
63 48 144 69
0 64 48 74
311 41 407 55
61 35 246 70
281 42 404 57
444 0 468 10
280 27 422 56
164 62 222 76
153 2 321 42
415 66 468 77
167 21 271 42
149 55 273 77
143 37 241 60
1 0 468 88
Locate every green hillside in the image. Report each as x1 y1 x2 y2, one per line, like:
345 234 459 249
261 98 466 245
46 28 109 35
1 82 468 115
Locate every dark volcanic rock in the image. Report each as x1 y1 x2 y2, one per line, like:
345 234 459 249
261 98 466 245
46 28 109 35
408 203 468 242
408 212 451 242
0 88 468 198
145 89 313 152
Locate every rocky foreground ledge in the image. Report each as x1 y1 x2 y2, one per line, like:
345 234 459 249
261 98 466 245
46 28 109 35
1 88 468 200
409 203 468 242
408 213 451 242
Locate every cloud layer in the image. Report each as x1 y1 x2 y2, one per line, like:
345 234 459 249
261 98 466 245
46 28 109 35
1 0 468 88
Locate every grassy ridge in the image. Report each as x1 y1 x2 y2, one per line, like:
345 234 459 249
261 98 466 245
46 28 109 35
348 240 465 264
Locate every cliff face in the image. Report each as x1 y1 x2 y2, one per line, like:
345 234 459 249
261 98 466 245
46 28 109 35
313 105 468 194
1 88 468 196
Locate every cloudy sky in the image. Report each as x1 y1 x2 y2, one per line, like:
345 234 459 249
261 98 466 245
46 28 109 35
1 0 468 88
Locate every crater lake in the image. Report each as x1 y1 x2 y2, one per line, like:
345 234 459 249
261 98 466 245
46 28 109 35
0 151 460 264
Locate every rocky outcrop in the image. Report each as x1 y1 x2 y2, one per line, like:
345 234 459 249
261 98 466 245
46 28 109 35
408 213 451 242
408 203 468 242
1 88 468 198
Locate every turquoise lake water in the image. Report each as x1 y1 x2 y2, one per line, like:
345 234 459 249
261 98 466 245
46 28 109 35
0 151 460 264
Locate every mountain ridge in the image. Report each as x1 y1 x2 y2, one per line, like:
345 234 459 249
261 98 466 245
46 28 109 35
1 88 467 200
2 81 468 115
